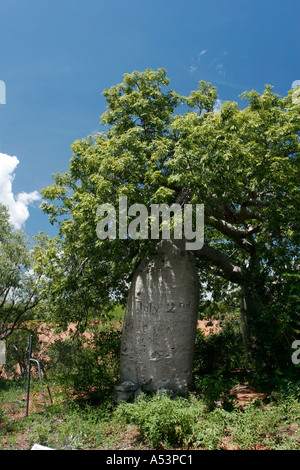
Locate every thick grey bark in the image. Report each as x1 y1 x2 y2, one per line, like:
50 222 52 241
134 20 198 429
240 286 251 358
118 239 199 398
240 284 262 360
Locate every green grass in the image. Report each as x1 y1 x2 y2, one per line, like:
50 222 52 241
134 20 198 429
1 378 299 450
1 316 299 450
115 391 300 450
0 378 27 424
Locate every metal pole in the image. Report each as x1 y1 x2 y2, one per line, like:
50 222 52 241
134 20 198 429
25 335 52 417
41 363 53 405
31 359 47 414
25 335 33 417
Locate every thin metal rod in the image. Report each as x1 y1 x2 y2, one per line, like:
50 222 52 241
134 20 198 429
41 363 53 404
25 335 52 417
25 335 33 417
30 359 47 414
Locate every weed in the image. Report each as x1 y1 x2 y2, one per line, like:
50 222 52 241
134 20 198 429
115 393 205 448
114 391 300 450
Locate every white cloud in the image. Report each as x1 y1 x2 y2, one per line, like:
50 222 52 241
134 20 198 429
213 99 224 114
189 65 197 74
198 50 207 59
0 153 41 229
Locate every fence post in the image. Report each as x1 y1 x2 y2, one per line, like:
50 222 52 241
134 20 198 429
25 335 33 417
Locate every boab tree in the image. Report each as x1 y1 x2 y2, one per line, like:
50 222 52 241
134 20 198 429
39 69 300 392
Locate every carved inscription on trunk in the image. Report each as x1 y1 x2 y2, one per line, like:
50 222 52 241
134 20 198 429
119 239 199 394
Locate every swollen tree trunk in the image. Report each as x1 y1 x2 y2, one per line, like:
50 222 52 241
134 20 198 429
116 239 199 401
239 250 262 360
240 283 262 361
240 285 252 359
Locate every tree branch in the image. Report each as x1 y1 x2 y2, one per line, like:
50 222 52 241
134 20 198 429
205 215 255 252
205 194 267 225
191 243 246 284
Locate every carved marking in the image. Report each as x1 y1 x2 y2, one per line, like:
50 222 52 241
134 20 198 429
166 300 191 314
166 301 175 314
134 298 192 316
135 299 160 314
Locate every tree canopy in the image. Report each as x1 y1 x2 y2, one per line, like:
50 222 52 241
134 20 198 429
0 204 41 340
39 69 299 365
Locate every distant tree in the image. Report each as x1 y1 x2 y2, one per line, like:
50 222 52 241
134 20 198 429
39 69 300 368
0 204 40 340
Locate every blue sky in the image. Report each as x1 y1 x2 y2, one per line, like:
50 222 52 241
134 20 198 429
0 0 299 238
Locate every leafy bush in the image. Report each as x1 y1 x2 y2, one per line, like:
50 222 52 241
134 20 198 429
47 323 121 402
115 393 206 448
115 391 300 450
219 397 300 450
2 329 40 379
192 317 246 409
193 317 246 377
245 272 300 374
194 372 238 411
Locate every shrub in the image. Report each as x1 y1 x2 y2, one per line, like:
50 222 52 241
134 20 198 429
2 329 40 379
115 393 206 448
193 317 246 377
47 322 121 402
194 372 238 411
220 397 300 450
116 392 300 450
192 317 245 409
